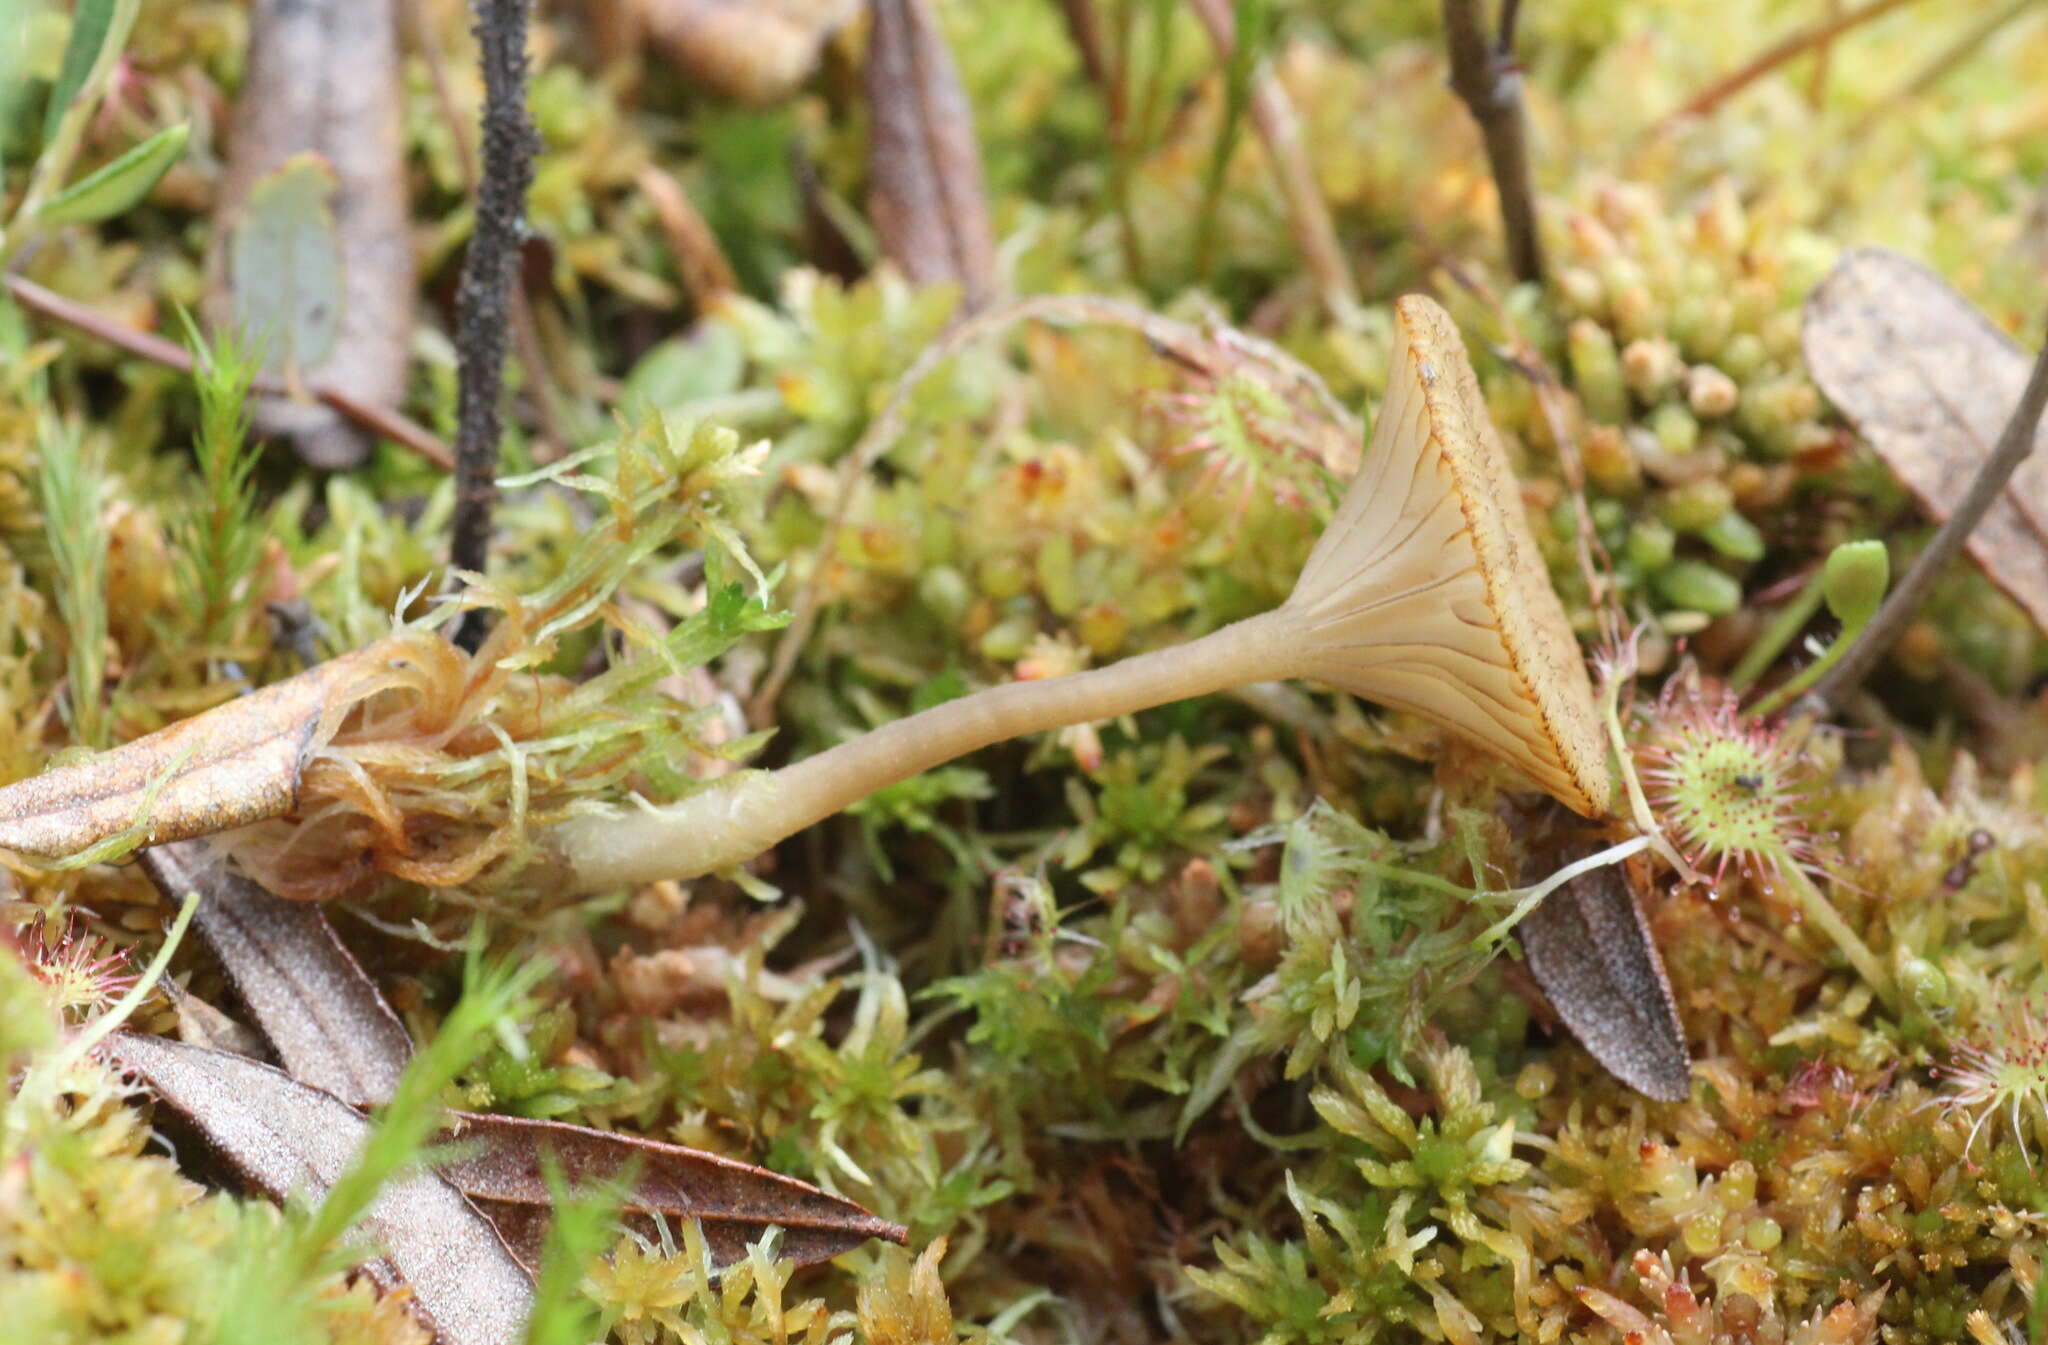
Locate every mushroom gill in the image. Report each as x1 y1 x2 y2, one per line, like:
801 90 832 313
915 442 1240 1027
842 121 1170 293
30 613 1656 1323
1285 295 1611 817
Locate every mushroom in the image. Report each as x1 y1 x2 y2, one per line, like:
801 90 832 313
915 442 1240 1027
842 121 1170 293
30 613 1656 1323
0 296 1611 894
552 294 1611 892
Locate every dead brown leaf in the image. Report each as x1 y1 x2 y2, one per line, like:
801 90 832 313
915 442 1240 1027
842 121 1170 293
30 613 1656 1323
1802 246 2048 633
209 0 413 469
865 0 996 310
143 840 411 1106
0 645 379 862
1520 854 1691 1103
639 0 858 105
107 1033 535 1345
133 842 908 1278
440 1112 909 1272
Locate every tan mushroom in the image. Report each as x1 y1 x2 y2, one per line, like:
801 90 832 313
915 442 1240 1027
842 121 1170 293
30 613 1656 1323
554 293 1611 892
0 296 1610 892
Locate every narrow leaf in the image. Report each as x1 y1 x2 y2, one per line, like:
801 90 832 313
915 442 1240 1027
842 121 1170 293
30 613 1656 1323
107 1033 534 1345
42 0 119 142
141 839 411 1106
864 0 995 310
1802 246 2048 633
1520 857 1692 1102
0 641 379 861
437 1111 909 1272
40 121 190 224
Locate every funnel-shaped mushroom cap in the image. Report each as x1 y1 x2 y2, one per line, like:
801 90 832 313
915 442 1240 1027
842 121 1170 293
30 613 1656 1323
1284 295 1611 817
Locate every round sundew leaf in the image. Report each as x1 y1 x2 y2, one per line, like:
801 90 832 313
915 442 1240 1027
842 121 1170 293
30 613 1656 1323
227 152 346 376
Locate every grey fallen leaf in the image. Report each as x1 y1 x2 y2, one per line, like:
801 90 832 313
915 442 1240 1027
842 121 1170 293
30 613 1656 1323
142 840 411 1106
107 1033 534 1345
134 841 909 1275
1803 246 2048 634
865 0 996 310
210 0 413 469
1520 855 1692 1103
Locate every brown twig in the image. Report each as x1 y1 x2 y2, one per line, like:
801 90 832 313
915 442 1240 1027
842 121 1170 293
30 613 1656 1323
1184 0 1360 321
1808 321 2048 711
449 0 541 648
637 164 738 310
1441 0 1544 284
1651 0 1931 133
1057 0 1119 123
1848 0 2040 138
745 292 1362 725
4 274 455 470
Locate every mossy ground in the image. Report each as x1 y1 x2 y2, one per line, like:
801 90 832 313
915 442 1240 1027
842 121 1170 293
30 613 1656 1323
5 1 2048 1341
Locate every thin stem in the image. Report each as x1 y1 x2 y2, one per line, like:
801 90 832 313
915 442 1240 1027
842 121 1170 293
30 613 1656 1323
1057 0 1120 125
1807 322 2048 711
1184 0 1360 319
1441 0 1544 284
62 888 201 1070
561 609 1295 891
1848 0 2040 138
1729 564 1825 693
1779 864 1893 1010
1474 833 1652 948
1651 0 1931 132
449 0 541 646
4 275 455 469
410 0 567 463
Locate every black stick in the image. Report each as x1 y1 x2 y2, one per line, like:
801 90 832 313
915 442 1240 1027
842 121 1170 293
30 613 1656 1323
448 0 539 649
1442 0 1543 284
1809 326 2048 711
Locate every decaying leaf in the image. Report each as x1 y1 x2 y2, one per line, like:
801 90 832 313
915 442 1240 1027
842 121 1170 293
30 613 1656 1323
0 644 380 862
135 842 908 1276
107 1033 535 1345
1803 246 2048 634
865 0 995 310
211 0 413 469
638 0 859 104
1520 854 1692 1102
143 840 411 1106
441 1112 909 1272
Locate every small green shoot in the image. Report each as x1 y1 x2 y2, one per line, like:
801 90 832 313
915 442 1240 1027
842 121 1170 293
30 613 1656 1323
522 1160 625 1345
171 318 269 650
36 411 109 748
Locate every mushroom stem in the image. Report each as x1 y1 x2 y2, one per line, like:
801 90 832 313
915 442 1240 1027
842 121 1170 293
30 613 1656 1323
552 609 1298 892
